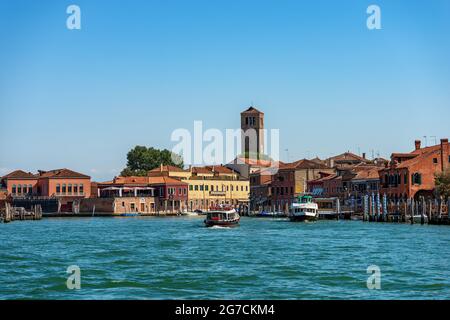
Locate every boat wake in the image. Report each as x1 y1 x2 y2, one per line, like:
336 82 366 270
207 225 233 230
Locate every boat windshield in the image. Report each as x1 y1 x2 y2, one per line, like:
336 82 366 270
298 196 312 203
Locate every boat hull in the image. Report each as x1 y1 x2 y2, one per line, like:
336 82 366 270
289 214 318 222
204 219 240 227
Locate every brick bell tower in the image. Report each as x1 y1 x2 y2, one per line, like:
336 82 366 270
240 106 264 158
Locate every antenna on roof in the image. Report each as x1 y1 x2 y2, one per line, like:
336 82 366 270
430 136 437 145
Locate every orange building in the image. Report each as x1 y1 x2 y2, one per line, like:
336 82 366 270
0 170 38 196
379 138 449 199
1 168 91 200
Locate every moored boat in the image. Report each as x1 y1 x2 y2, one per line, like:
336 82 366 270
204 206 240 227
289 195 319 222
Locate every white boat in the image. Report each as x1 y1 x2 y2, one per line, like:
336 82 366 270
204 206 240 227
289 195 319 222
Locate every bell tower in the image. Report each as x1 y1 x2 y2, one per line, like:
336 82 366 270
240 106 264 158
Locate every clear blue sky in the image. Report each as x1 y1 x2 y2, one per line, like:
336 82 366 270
1 0 449 181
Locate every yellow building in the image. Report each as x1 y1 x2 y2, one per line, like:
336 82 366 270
185 176 250 211
148 164 250 211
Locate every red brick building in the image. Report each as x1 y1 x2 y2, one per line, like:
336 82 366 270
379 138 449 199
1 168 91 200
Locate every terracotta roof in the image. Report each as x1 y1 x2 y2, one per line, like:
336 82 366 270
191 166 213 174
38 169 90 179
110 176 187 186
149 165 186 173
241 106 264 114
321 174 340 181
393 141 449 169
327 152 368 162
352 168 380 181
2 170 37 179
114 176 150 185
231 157 284 167
148 176 187 185
280 159 330 170
207 165 234 174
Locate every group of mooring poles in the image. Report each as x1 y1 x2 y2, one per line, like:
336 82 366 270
362 193 450 225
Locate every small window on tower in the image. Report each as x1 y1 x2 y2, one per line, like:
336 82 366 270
433 158 438 164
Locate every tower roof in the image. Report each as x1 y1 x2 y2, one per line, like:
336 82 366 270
241 106 264 114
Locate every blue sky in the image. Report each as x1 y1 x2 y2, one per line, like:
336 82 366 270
0 0 449 181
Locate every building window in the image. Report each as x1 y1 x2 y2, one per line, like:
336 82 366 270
22 185 27 194
178 188 182 194
210 185 214 191
246 186 248 191
404 173 408 185
412 173 422 185
79 184 84 194
205 185 209 191
68 184 72 194
200 185 204 191
18 184 22 194
56 184 61 194
12 184 16 194
28 184 32 195
231 185 234 192
183 188 187 195
74 184 78 194
433 158 438 164
62 184 67 194
189 185 193 191
194 185 198 191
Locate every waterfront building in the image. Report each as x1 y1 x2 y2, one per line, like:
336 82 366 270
96 175 187 214
148 164 249 212
349 167 381 211
0 168 91 212
248 159 334 213
0 170 38 196
379 138 449 200
249 167 274 212
82 177 156 214
307 172 334 196
271 159 334 212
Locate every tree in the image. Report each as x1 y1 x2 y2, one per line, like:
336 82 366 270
435 170 450 199
120 146 184 176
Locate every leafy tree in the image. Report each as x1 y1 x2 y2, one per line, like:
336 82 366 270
435 170 450 199
120 146 184 176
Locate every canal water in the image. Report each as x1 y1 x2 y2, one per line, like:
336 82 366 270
1 217 449 299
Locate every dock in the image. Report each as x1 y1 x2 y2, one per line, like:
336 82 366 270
1 203 42 223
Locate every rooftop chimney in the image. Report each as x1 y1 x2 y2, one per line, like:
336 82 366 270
415 140 421 150
441 138 449 171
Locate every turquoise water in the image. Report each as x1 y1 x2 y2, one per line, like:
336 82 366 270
1 217 449 300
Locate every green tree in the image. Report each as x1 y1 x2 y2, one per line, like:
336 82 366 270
120 146 184 176
435 170 450 199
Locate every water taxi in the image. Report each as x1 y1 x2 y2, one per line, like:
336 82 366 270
289 195 319 222
204 206 240 227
